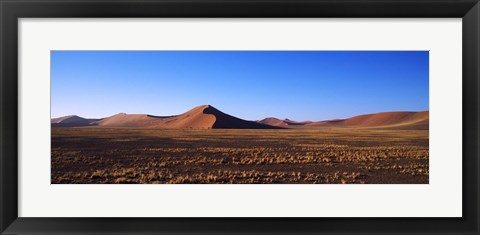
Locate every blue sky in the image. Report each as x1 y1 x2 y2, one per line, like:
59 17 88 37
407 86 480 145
51 51 428 121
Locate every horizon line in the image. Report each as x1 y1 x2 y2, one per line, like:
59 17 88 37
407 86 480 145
51 104 430 122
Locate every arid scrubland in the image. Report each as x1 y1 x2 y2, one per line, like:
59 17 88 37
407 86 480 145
51 128 428 184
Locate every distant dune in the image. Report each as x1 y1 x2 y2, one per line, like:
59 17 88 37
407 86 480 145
52 106 428 130
256 111 429 130
258 117 312 127
307 111 429 130
51 115 100 127
52 105 282 129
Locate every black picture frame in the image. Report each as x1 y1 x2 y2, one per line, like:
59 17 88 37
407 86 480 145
1 0 479 234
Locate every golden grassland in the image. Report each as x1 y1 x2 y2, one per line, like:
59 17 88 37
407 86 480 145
51 127 429 184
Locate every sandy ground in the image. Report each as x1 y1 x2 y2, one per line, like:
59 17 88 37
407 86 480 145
51 127 428 184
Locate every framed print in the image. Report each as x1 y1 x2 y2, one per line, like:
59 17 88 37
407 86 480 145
1 0 479 234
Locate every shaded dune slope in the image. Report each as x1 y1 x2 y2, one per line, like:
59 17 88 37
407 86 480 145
203 106 281 129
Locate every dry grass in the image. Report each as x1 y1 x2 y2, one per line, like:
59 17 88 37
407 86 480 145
51 128 428 184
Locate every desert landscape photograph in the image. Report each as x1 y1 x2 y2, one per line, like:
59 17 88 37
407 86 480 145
51 51 429 184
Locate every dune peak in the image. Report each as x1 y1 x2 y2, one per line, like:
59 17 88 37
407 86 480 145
196 104 212 108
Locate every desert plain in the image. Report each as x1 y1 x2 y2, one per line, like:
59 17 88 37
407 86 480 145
51 105 429 184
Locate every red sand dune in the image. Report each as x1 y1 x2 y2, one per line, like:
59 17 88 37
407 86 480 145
52 105 281 129
307 111 429 130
